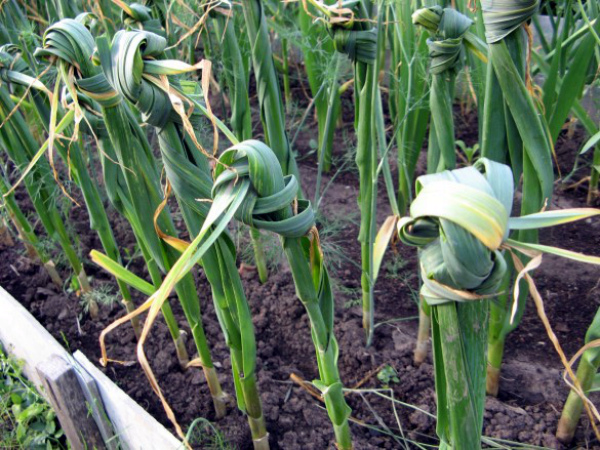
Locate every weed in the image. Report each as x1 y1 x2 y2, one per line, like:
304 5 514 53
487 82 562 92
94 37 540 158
377 365 400 387
0 347 66 449
338 282 362 309
34 237 67 272
80 284 119 314
455 140 480 164
186 417 233 450
59 332 71 353
384 257 408 281
235 223 284 273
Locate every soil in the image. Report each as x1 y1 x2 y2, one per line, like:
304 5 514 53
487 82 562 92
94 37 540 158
1 91 600 450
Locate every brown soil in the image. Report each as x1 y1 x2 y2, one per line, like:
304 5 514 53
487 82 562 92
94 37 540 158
1 99 600 449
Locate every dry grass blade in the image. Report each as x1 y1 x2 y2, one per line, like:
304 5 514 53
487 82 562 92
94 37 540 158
98 288 192 446
290 373 323 401
507 248 600 441
153 179 191 253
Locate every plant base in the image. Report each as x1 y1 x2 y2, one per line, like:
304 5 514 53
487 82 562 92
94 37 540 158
174 332 190 368
414 306 430 365
587 187 598 205
556 357 597 444
77 269 92 294
252 435 270 450
414 341 429 366
250 419 270 450
204 366 228 419
486 365 500 397
362 301 373 347
556 414 577 444
43 260 63 288
88 300 100 320
0 222 14 246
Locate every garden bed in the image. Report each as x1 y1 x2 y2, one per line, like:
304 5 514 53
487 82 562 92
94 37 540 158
1 106 599 449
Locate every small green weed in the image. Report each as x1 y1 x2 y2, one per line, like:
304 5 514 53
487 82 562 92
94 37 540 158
235 224 284 272
80 284 120 314
186 417 233 450
0 347 67 449
377 365 400 388
384 256 408 280
455 140 480 164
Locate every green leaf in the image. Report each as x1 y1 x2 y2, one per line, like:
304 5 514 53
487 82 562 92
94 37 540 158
11 403 22 416
548 19 600 142
411 180 507 250
590 373 600 392
509 208 600 230
29 420 46 432
580 130 600 156
11 393 23 404
90 250 155 295
488 41 554 202
17 404 44 422
45 420 56 434
16 422 26 441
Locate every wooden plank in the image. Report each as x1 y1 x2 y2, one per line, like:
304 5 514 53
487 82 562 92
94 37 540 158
74 351 182 450
0 286 66 391
72 361 118 450
36 355 106 450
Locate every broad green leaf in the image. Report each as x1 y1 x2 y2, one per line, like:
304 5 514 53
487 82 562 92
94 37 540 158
410 181 507 250
580 130 600 156
509 208 600 230
489 40 554 202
